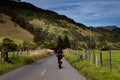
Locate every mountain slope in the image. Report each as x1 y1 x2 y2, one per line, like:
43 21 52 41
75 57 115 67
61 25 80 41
112 28 120 33
99 26 120 33
0 0 120 49
0 13 34 42
102 26 117 31
0 0 97 41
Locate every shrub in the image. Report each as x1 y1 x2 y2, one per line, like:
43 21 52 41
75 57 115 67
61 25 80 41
101 46 112 51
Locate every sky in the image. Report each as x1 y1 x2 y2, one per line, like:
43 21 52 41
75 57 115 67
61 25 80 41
21 0 120 27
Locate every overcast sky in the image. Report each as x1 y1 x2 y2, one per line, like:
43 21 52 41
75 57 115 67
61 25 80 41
21 0 120 27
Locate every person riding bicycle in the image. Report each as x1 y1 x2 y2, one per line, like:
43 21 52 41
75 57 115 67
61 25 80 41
56 48 63 64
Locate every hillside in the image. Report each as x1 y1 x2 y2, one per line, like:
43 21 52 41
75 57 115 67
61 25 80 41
0 0 120 49
98 26 120 33
112 28 120 33
0 13 34 42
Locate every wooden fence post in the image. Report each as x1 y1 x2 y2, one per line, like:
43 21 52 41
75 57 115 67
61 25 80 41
93 50 96 64
82 49 86 59
17 50 19 57
85 49 88 60
95 55 98 67
88 49 91 61
26 49 28 55
100 51 103 66
1 47 5 61
20 48 22 56
110 50 112 70
0 52 1 60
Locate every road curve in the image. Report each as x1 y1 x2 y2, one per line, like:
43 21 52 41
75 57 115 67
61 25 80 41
0 56 86 80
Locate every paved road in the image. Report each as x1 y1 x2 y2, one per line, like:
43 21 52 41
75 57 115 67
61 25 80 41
0 56 86 80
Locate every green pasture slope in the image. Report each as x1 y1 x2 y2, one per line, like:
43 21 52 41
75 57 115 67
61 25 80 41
65 50 120 80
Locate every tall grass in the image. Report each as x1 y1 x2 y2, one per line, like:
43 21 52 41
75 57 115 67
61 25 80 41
0 49 52 75
65 50 120 80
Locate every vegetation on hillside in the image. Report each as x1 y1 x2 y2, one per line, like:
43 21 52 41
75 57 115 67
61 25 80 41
0 0 120 50
0 13 34 42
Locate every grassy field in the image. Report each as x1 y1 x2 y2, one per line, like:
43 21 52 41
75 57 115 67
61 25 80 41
0 49 53 75
64 50 120 80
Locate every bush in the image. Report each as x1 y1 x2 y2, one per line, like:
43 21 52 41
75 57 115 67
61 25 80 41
22 56 35 64
101 46 112 51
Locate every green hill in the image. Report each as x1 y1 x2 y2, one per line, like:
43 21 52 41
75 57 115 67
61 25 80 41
0 0 120 49
0 13 34 42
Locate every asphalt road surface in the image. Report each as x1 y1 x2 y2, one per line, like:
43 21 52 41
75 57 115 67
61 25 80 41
0 56 86 80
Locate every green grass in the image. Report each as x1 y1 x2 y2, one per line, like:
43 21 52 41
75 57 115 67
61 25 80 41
0 49 51 75
12 39 24 45
64 50 120 80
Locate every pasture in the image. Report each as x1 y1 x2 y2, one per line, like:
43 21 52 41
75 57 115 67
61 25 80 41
65 49 120 80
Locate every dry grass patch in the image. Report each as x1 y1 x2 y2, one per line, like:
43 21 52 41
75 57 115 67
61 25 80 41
0 13 34 42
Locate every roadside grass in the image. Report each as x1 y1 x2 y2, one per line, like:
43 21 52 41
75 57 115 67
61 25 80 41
65 50 120 80
0 49 53 75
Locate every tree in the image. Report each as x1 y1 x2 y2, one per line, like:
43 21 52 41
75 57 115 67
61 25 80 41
88 39 96 49
97 36 107 49
56 36 63 49
34 28 46 43
1 38 18 62
56 35 70 49
63 35 70 48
